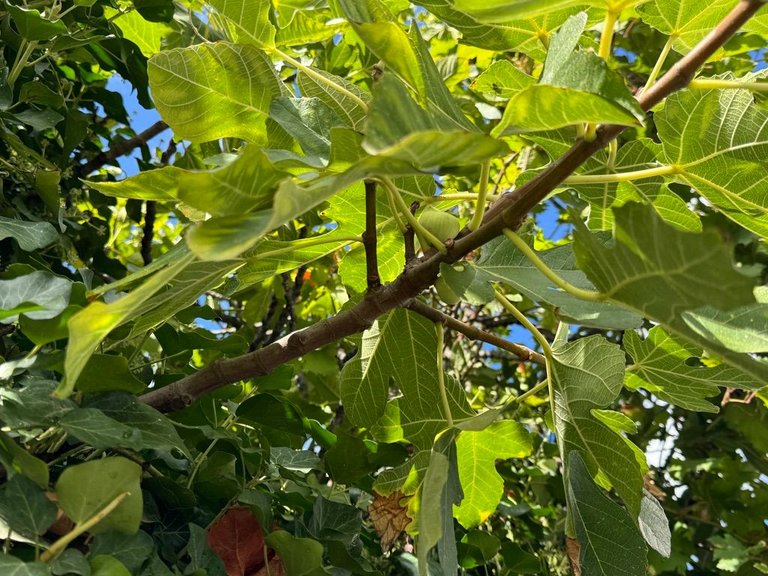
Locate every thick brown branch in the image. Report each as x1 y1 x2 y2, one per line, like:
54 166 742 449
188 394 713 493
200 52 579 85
79 120 169 177
139 0 761 413
363 180 380 289
407 300 546 365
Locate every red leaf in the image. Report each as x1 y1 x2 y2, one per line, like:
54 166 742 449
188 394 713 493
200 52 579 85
207 507 270 576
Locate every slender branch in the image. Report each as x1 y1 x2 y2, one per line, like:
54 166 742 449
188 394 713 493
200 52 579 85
512 379 549 405
79 120 169 176
140 201 156 266
403 202 418 265
139 0 762 413
363 180 381 290
407 300 546 365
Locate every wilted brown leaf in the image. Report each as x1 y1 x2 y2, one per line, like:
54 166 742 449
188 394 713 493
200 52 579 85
566 537 581 576
208 506 281 576
369 491 412 551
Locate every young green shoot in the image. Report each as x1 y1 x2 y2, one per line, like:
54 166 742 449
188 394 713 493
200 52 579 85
435 323 454 428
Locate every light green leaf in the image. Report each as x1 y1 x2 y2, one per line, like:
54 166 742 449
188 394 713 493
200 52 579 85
60 252 195 398
56 457 143 534
186 174 343 260
271 448 323 473
573 202 768 384
129 259 243 336
209 0 276 49
624 327 760 413
474 234 643 329
639 490 671 558
86 166 184 202
454 421 532 528
681 304 768 353
104 6 175 57
339 230 404 293
365 74 507 169
19 304 80 346
265 531 326 576
148 42 280 144
551 333 645 515
77 354 147 394
0 216 58 251
471 60 535 98
90 556 130 576
417 431 460 576
655 78 768 238
419 0 587 56
567 451 647 576
297 69 370 131
0 271 71 324
0 474 58 538
179 147 288 216
494 50 643 134
540 12 587 83
341 309 473 446
450 0 591 23
269 97 344 160
637 0 736 53
275 7 344 46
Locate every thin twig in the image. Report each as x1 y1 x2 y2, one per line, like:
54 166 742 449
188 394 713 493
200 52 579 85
363 180 381 290
403 201 419 265
79 120 169 176
407 300 546 365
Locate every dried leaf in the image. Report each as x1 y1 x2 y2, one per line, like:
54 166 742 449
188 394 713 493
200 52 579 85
369 491 412 551
566 537 581 576
207 506 280 576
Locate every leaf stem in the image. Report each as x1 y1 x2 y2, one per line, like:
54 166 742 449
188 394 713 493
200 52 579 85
435 323 454 428
502 229 606 302
563 163 677 184
363 180 381 290
513 379 550 404
468 160 491 231
253 234 362 260
274 49 369 112
598 8 618 61
642 36 675 94
494 288 553 359
688 78 768 91
379 176 447 254
8 40 38 87
41 492 130 562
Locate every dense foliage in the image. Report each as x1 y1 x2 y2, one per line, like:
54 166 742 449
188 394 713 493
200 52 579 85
1 0 767 574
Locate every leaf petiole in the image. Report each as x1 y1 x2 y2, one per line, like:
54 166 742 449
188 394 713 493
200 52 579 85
502 229 606 302
435 323 454 428
379 176 447 254
468 160 491 231
563 163 677 184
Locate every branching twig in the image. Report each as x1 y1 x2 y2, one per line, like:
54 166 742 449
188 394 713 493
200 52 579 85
407 300 546 365
363 180 381 290
139 0 762 413
79 120 169 176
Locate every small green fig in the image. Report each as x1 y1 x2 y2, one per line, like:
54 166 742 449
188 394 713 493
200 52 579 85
418 207 460 242
435 275 461 305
